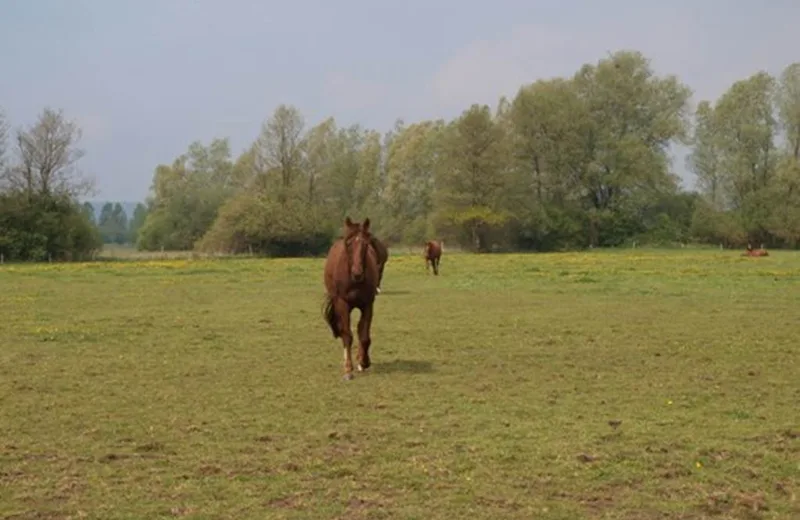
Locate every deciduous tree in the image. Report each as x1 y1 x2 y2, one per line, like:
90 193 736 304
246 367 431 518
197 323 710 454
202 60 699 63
2 107 94 199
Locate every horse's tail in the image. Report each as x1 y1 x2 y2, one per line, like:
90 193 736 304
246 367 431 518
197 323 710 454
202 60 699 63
322 295 340 338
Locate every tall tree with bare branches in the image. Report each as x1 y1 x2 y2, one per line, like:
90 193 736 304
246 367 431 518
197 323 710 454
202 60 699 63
2 107 94 199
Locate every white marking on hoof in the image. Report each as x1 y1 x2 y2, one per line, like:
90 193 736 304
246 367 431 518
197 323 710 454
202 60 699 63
357 364 364 372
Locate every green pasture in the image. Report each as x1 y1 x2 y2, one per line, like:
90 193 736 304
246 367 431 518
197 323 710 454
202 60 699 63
1 249 798 519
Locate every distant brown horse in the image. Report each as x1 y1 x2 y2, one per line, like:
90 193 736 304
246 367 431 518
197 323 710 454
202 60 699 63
322 217 380 380
424 240 443 275
743 243 769 257
372 237 389 293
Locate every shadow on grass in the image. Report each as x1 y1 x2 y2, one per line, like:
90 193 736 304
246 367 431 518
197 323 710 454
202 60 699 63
378 290 412 296
373 359 434 374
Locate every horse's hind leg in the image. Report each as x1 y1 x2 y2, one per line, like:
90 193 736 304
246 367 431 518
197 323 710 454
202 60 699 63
433 256 439 275
335 299 355 380
357 303 373 372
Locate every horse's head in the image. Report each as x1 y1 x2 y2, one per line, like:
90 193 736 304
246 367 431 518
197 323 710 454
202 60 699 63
344 216 372 283
424 240 439 257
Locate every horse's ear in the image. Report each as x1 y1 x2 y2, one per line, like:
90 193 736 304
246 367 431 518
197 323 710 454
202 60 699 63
345 216 353 227
362 218 370 232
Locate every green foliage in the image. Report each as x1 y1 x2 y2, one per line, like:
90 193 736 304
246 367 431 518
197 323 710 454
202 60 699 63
571 51 693 246
98 202 129 244
434 104 510 251
636 191 699 245
382 120 444 242
0 191 102 261
688 63 800 247
81 201 96 223
195 193 332 256
688 101 724 208
13 54 800 265
126 55 800 255
136 139 235 251
188 111 386 255
689 199 747 248
127 203 148 245
762 157 800 247
254 104 305 202
777 63 800 159
0 107 101 262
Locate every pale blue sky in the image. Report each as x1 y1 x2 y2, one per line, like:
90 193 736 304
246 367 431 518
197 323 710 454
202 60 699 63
1 0 798 202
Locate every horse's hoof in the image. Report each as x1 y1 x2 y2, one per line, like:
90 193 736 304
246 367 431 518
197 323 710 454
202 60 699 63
343 373 354 381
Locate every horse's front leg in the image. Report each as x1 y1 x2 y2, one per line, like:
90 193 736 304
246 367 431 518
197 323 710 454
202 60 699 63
357 303 373 372
335 299 354 380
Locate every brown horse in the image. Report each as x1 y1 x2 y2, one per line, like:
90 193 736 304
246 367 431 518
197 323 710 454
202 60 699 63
424 240 443 275
743 243 769 257
372 237 389 293
322 217 380 380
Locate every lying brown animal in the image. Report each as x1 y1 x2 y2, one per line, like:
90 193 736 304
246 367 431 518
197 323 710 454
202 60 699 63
742 244 769 257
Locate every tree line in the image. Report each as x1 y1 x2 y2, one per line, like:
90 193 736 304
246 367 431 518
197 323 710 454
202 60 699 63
2 50 799 261
80 202 148 246
0 107 101 261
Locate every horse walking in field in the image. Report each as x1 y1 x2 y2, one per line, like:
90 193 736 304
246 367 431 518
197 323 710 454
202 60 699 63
322 217 381 380
424 240 443 275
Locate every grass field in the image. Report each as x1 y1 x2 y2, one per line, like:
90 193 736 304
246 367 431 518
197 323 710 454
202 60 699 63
1 249 799 519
